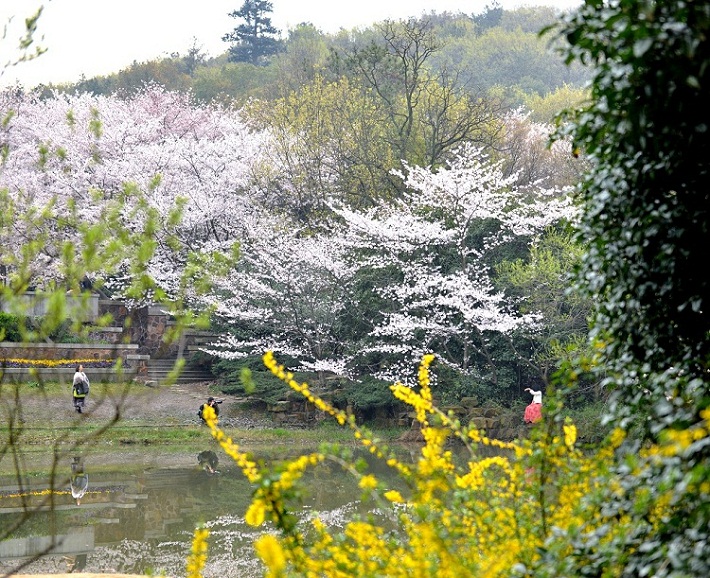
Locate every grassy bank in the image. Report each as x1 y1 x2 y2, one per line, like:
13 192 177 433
1 380 406 460
9 420 394 447
2 379 609 455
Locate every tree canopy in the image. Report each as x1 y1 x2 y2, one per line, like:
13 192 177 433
54 6 590 111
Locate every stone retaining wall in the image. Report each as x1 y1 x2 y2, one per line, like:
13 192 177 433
1 291 99 322
0 342 138 362
3 295 218 359
0 342 141 383
0 366 136 384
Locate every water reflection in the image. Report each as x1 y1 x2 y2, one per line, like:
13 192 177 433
197 450 220 475
64 552 87 573
0 446 389 577
70 456 89 506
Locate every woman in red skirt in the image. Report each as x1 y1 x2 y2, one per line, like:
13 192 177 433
524 387 543 423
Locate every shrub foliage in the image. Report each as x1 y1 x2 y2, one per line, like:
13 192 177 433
195 353 709 577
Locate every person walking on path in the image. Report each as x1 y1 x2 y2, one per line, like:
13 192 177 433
72 364 90 414
523 387 543 423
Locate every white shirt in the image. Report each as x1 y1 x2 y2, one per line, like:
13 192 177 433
529 389 542 404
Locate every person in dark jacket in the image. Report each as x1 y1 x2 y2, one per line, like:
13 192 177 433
198 396 222 424
72 364 90 413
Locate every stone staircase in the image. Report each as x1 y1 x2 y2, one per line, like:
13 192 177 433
144 357 214 385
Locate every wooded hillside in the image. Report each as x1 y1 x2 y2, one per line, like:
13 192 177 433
46 5 590 117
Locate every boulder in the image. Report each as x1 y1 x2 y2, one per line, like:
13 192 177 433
267 401 290 413
469 416 488 429
460 396 479 409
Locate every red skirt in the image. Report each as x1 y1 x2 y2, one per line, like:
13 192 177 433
524 403 542 423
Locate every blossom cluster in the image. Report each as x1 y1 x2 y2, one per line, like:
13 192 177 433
0 87 265 303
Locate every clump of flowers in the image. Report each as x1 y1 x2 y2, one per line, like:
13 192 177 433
186 527 209 578
194 352 695 576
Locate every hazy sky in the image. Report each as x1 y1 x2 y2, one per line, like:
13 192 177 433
1 0 580 88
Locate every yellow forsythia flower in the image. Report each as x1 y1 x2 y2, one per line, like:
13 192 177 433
186 527 209 578
255 534 287 576
609 427 626 449
564 424 577 449
245 500 266 527
359 474 378 490
384 490 405 503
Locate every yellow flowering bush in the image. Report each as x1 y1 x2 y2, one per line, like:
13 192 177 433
186 527 210 578
0 357 115 368
194 352 708 576
0 488 104 499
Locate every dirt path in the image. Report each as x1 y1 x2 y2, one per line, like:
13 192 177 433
15 574 145 578
16 380 274 429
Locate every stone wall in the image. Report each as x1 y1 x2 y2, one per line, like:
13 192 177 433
1 291 99 322
98 301 161 355
97 300 216 358
397 398 529 443
2 295 216 362
0 342 141 383
98 299 130 326
0 342 138 362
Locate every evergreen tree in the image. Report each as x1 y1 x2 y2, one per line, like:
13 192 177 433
222 0 283 65
473 2 503 32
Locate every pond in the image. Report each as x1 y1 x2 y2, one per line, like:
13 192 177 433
0 443 422 577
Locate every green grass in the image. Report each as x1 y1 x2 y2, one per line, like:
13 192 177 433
2 379 141 395
3 407 400 452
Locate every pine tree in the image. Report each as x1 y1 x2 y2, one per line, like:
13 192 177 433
222 0 283 65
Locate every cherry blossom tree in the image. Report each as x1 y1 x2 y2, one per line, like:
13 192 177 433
202 143 577 395
333 143 577 388
498 107 586 191
204 216 359 382
0 86 268 303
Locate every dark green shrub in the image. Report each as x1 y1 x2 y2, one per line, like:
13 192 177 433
43 318 83 343
215 356 310 404
188 350 217 372
0 312 22 342
333 374 404 415
549 1 710 575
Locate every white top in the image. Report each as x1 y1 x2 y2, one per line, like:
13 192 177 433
529 389 542 404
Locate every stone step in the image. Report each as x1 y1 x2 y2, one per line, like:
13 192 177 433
144 357 214 384
145 373 212 381
189 336 218 344
146 359 185 367
145 376 213 385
